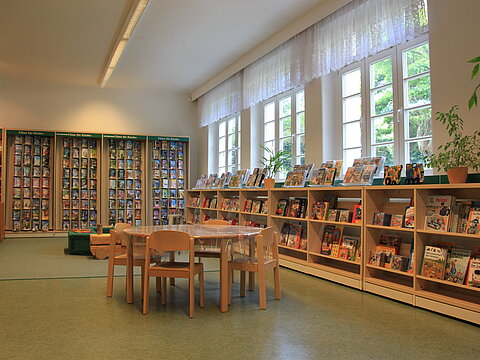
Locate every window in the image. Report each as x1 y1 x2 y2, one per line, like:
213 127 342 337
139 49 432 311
218 115 241 174
263 88 305 179
341 39 432 169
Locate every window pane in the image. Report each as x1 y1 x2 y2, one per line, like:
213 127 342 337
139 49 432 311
371 86 393 116
373 144 394 166
405 75 431 108
238 131 241 150
344 148 362 168
219 136 226 152
279 116 291 137
279 137 292 154
342 69 361 97
406 107 432 139
228 118 236 134
296 91 305 112
405 43 430 77
264 102 275 122
371 57 392 88
228 165 236 173
264 141 274 155
296 156 305 165
343 121 362 148
218 152 225 168
407 139 432 164
296 134 305 156
279 97 291 117
264 121 275 141
343 95 362 123
228 134 236 149
219 166 226 174
228 150 236 166
296 112 305 133
372 116 394 144
219 121 226 136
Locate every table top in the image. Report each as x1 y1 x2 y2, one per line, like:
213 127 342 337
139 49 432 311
124 224 262 238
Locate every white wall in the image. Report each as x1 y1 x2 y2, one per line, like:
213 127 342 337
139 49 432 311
0 79 199 179
428 0 480 158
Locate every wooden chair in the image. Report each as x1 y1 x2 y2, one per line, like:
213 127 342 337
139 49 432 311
106 223 160 298
228 227 281 309
195 219 229 260
142 230 204 318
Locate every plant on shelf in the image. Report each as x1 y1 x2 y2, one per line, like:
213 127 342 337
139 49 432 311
423 105 480 183
259 145 292 188
468 56 480 109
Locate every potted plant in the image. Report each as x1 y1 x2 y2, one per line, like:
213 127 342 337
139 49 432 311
259 145 292 188
423 105 480 183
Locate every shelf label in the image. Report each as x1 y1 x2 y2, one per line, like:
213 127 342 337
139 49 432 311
147 136 189 142
7 130 55 136
103 134 147 140
56 132 102 138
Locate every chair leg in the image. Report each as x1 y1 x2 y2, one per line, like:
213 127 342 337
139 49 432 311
199 271 204 308
274 265 281 300
248 272 255 291
189 275 194 318
140 265 145 300
228 266 232 305
106 258 115 297
156 277 161 292
258 269 266 310
142 273 149 314
170 252 176 286
240 271 246 297
161 277 167 305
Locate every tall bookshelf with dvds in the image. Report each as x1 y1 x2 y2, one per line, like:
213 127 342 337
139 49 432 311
6 130 54 231
56 132 101 230
104 135 145 227
149 136 188 225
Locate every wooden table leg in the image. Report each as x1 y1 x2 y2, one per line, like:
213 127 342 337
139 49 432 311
220 238 229 312
169 251 176 286
126 235 134 304
248 236 255 291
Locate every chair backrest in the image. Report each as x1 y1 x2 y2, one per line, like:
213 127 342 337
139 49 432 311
168 214 184 225
204 219 230 226
256 227 279 261
147 230 193 253
112 223 132 247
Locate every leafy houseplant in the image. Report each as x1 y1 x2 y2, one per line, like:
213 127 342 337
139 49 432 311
259 145 292 188
423 105 480 183
468 56 480 109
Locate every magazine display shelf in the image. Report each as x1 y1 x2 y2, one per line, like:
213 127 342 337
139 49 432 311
186 184 480 324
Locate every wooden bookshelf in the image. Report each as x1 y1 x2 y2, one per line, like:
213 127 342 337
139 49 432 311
185 184 480 324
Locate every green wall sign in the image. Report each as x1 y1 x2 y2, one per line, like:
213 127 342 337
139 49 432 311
56 132 102 138
147 136 189 142
7 130 55 136
103 134 147 140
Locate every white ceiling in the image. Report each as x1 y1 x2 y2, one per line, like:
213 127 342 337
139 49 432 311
0 0 325 93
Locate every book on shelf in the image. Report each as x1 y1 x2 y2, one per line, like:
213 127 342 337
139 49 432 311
383 165 403 185
337 209 351 223
466 258 480 287
444 248 471 284
352 204 362 224
466 209 480 234
378 234 402 253
340 236 359 262
369 251 386 267
320 225 343 256
260 200 268 214
326 209 339 222
421 246 448 279
330 227 344 257
279 223 291 245
276 199 288 216
311 201 328 220
372 212 392 226
293 164 314 179
375 245 398 268
391 255 410 272
283 170 308 187
404 206 415 229
424 206 451 232
390 214 404 228
244 199 253 212
251 200 263 214
286 224 303 249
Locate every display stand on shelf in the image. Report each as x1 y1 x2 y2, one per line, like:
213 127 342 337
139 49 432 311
56 132 101 230
103 135 146 227
6 130 54 232
149 136 188 225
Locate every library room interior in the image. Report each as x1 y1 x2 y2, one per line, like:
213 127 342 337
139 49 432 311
1 0 479 359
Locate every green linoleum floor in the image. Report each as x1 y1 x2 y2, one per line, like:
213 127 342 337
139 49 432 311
0 237 478 360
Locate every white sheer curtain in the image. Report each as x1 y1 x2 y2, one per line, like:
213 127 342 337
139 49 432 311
199 0 428 125
198 73 242 127
243 0 428 109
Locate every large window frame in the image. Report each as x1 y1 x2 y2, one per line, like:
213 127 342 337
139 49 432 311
340 36 432 171
262 88 305 180
217 114 241 174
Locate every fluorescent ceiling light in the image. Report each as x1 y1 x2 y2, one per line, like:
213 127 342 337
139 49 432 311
99 0 149 88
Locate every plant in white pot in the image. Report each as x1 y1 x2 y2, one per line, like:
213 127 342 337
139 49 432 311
259 145 292 188
423 105 480 183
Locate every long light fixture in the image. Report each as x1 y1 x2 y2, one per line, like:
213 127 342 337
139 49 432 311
99 0 149 88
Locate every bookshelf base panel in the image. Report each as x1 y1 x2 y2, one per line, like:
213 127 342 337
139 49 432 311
415 296 480 325
308 266 362 290
279 258 308 274
364 282 414 304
